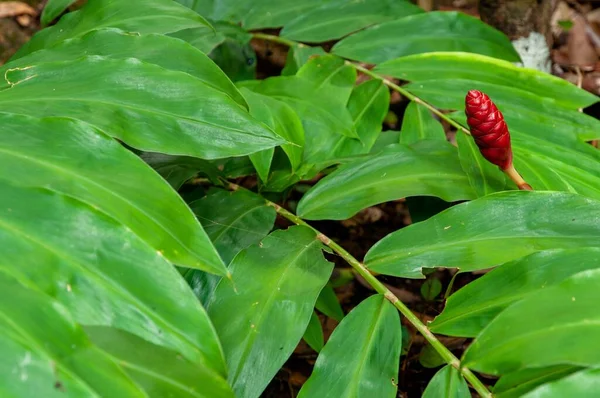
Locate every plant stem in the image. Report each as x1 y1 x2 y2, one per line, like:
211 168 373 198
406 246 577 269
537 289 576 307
226 181 492 397
348 62 471 135
252 32 299 48
504 164 533 191
250 32 471 135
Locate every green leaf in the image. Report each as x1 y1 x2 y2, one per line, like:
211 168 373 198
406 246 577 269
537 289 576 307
140 152 222 190
0 57 284 159
14 0 211 59
280 0 423 42
494 366 583 398
456 131 510 196
0 113 225 273
422 365 470 398
365 191 600 278
520 368 600 398
375 52 596 109
241 88 305 178
282 45 327 76
332 12 520 64
0 274 144 397
463 268 600 374
0 180 226 376
297 140 475 220
303 312 325 352
347 79 390 150
430 248 600 337
2 28 247 112
242 0 333 29
421 278 442 301
85 326 234 398
296 54 357 108
210 38 257 82
419 344 446 369
315 284 345 321
399 101 446 145
208 226 334 397
170 20 250 55
191 189 277 265
41 0 77 25
298 294 401 398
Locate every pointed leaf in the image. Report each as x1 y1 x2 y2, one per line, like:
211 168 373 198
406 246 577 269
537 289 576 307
298 294 402 398
422 365 470 398
297 140 475 220
399 101 446 145
430 248 600 337
494 366 583 398
521 368 600 398
365 191 600 278
0 180 227 376
41 0 77 25
281 0 423 42
332 12 520 64
0 57 284 159
208 226 334 397
0 113 225 273
3 29 246 107
463 268 600 374
15 0 210 59
303 312 325 353
315 284 345 321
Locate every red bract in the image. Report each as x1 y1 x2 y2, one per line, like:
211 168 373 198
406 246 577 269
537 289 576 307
465 90 513 170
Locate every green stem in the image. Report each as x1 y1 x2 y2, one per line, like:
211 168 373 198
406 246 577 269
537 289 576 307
226 182 491 397
250 32 471 135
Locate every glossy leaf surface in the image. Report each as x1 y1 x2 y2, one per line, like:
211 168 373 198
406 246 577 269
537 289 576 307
298 294 401 398
0 180 226 376
0 113 225 273
332 12 520 64
15 0 210 59
0 57 284 159
463 269 600 374
41 0 77 25
430 248 600 337
208 226 333 397
280 0 423 42
365 191 600 278
494 366 583 398
297 140 475 220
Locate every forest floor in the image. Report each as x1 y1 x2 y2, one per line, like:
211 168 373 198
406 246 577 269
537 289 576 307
2 0 600 396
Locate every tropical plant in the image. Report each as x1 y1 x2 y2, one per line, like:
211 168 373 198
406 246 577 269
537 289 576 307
3 0 600 396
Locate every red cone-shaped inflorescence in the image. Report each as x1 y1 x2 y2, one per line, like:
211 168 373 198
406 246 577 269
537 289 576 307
465 90 513 170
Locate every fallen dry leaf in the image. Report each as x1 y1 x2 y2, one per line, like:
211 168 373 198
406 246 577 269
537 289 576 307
568 14 598 67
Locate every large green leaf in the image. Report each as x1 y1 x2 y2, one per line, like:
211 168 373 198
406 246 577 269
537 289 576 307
422 365 470 398
430 248 600 337
280 0 423 42
0 273 144 397
493 366 583 398
85 326 234 398
375 52 596 109
0 180 227 376
298 294 401 398
2 28 246 107
140 152 222 190
332 12 520 64
14 0 210 59
399 101 446 145
521 368 600 398
297 140 475 220
365 191 600 278
41 0 77 25
0 57 284 159
463 268 600 374
208 226 334 397
0 113 225 273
